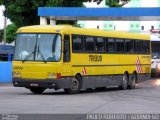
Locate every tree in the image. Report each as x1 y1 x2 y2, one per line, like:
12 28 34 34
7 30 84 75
0 29 3 42
105 0 130 7
88 0 130 6
6 24 17 43
0 24 17 43
0 0 90 27
0 0 130 27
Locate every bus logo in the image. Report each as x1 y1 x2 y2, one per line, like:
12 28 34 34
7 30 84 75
136 57 143 73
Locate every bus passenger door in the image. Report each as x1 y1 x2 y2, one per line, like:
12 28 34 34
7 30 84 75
63 35 71 76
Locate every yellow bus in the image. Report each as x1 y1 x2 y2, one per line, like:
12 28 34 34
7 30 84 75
12 25 151 94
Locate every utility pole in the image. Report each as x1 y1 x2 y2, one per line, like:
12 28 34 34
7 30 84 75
3 10 7 45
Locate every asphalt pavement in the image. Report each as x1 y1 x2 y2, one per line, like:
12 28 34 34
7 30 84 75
0 78 160 114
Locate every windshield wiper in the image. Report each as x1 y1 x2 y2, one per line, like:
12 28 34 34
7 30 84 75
22 51 35 63
37 45 47 63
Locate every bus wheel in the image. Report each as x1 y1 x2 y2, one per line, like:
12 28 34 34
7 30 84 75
64 77 81 94
128 73 137 89
29 87 45 94
119 73 128 90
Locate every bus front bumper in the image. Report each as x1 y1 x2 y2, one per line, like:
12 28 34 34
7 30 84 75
12 78 72 89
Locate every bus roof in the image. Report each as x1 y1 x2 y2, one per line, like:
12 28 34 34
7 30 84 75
17 25 150 40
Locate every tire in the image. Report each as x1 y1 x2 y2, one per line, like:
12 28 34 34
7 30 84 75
29 87 45 94
119 73 128 90
64 76 81 94
128 73 137 89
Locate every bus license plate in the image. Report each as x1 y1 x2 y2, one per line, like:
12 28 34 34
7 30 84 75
30 83 39 87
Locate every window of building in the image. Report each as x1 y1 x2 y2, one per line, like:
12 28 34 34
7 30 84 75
131 24 134 28
141 26 144 30
109 24 112 28
136 24 139 28
151 26 154 30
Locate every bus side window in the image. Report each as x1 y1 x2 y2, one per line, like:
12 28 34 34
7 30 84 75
84 36 95 52
63 35 70 62
142 41 150 54
115 38 125 53
125 39 134 53
96 37 105 53
108 38 115 53
135 40 142 53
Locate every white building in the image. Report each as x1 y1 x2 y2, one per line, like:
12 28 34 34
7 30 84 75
79 0 160 33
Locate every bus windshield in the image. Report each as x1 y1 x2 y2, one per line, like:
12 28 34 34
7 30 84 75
14 33 62 62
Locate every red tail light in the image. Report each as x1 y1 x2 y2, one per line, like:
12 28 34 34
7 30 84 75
56 73 61 79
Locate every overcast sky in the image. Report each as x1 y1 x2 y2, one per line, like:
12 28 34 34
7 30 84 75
0 5 11 29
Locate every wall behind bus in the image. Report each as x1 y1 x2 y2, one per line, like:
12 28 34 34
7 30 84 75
0 62 12 83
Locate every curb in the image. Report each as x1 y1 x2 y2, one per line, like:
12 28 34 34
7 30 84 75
0 83 13 86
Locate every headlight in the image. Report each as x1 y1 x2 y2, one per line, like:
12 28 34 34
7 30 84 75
48 73 56 79
12 72 21 78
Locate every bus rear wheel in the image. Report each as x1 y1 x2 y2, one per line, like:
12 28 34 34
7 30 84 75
29 87 45 94
119 73 128 90
64 76 81 94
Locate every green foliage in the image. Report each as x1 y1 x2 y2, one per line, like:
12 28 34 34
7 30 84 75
105 0 130 7
0 0 89 27
0 24 17 43
6 24 18 43
0 29 3 42
87 0 130 6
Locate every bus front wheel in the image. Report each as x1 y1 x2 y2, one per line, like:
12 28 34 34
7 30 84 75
64 76 81 94
29 87 45 94
119 73 128 90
